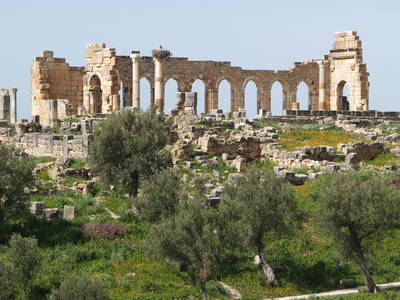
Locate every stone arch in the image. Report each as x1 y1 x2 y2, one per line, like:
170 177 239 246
244 79 259 118
191 79 207 114
88 75 102 113
163 77 179 113
267 79 289 115
140 77 153 110
296 80 311 110
217 78 232 112
336 80 350 110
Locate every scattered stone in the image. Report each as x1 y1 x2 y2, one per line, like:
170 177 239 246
218 281 242 299
63 205 75 220
345 152 358 165
43 208 59 220
30 201 44 216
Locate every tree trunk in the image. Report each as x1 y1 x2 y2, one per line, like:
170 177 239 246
258 248 279 287
200 281 208 300
353 243 376 293
129 174 141 216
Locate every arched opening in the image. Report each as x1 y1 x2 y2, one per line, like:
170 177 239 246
192 79 206 115
218 79 231 113
337 81 350 111
88 75 102 113
297 81 310 110
244 80 258 118
140 78 152 111
164 78 179 114
271 81 284 116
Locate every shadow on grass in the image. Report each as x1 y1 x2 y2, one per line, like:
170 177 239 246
0 215 84 247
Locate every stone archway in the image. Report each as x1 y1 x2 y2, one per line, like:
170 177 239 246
88 75 102 113
337 80 350 111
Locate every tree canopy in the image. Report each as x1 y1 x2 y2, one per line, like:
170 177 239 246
316 170 400 292
221 167 299 286
0 143 34 223
89 108 170 213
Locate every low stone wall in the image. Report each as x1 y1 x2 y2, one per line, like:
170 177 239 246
2 133 92 158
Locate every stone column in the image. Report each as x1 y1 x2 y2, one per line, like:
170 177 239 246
0 90 10 121
152 48 171 113
318 60 326 110
130 51 141 109
0 90 5 120
11 88 17 123
153 57 164 112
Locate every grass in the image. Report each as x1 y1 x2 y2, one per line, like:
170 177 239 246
278 129 362 151
367 153 400 167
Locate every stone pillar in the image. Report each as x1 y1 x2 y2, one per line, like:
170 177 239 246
130 51 141 109
48 99 58 127
205 88 218 113
0 90 10 121
11 88 17 123
153 57 164 112
318 60 326 110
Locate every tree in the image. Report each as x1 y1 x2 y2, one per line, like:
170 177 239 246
137 168 182 222
8 234 41 298
89 108 170 215
49 274 110 300
0 260 17 300
0 143 34 223
151 198 236 299
221 168 298 287
316 170 400 293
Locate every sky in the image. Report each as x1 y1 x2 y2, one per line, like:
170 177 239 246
1 0 399 119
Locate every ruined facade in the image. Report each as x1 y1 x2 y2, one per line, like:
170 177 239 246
31 31 369 124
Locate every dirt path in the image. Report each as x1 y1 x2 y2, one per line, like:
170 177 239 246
264 281 400 300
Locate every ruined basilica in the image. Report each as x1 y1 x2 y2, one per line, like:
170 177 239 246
28 31 369 125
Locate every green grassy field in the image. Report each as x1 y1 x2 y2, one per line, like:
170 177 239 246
1 160 399 300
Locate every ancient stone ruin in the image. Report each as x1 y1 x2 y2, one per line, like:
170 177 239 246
31 31 369 125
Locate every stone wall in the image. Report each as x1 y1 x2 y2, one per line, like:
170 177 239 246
2 133 92 158
31 51 84 123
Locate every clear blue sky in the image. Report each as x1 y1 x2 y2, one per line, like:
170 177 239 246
1 0 399 118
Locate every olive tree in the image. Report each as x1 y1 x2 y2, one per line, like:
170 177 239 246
0 143 34 223
151 198 237 299
221 168 298 287
49 274 110 300
89 108 170 214
137 168 182 222
316 170 400 293
0 260 16 300
8 234 41 298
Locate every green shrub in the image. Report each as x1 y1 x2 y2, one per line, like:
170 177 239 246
48 274 110 300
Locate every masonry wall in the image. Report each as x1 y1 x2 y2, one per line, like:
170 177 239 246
31 51 84 123
5 133 93 158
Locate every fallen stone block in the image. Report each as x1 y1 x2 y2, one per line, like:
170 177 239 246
63 205 75 220
30 201 44 216
44 208 59 220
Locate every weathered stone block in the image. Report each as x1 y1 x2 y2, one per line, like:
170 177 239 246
63 205 75 220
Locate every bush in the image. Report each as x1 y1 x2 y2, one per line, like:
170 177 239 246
0 143 34 223
82 223 127 240
7 234 41 298
0 260 17 300
137 168 182 222
49 274 110 300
